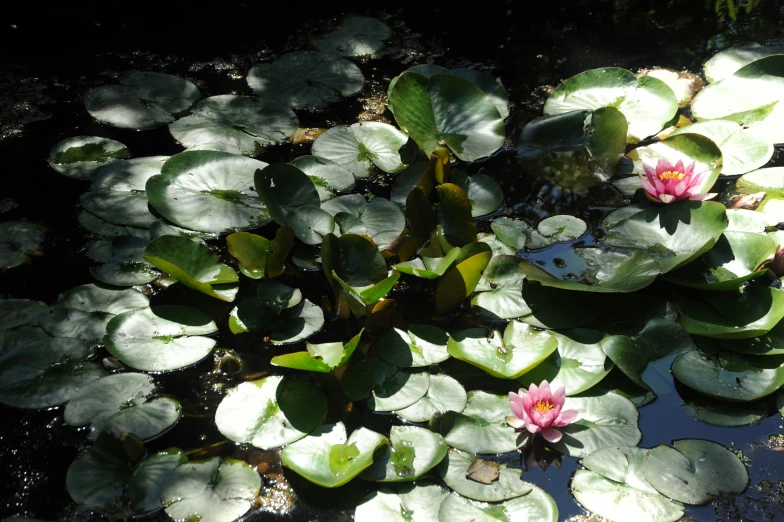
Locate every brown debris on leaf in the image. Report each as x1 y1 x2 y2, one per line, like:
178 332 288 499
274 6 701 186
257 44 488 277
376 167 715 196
465 458 500 484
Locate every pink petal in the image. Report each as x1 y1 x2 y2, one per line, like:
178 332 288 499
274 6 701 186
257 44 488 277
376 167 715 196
554 409 579 426
528 382 540 397
542 428 563 443
506 415 526 429
688 192 717 201
644 165 656 178
683 161 695 176
509 392 525 420
525 422 541 434
674 159 684 172
538 410 556 428
659 194 675 203
672 180 687 196
653 177 666 193
656 158 669 174
640 176 658 197
539 380 552 400
551 386 566 408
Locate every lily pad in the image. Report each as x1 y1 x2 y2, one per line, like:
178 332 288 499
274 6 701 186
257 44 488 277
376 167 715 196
291 155 355 201
395 374 467 422
642 439 749 504
247 51 364 108
215 375 327 449
437 449 531 502
451 170 504 217
256 280 301 310
361 426 447 482
704 43 784 83
720 321 784 356
322 194 406 249
377 325 450 367
105 306 218 372
312 16 391 57
0 221 46 270
682 394 770 426
639 68 702 108
225 227 294 280
228 297 324 345
435 242 492 313
146 151 270 233
0 327 50 355
490 218 550 251
281 422 388 488
537 215 588 241
0 299 47 331
368 371 430 412
78 210 149 240
393 247 461 280
271 329 363 372
64 372 180 441
128 449 188 515
161 457 260 522
355 482 450 522
87 236 159 286
390 162 430 207
437 486 558 522
48 136 131 180
312 122 409 178
85 71 200 130
443 391 521 454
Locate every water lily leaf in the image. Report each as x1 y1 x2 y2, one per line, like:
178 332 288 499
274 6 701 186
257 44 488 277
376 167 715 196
471 255 529 320
679 285 784 339
543 67 678 143
642 439 749 504
692 55 784 143
704 43 784 83
388 72 505 161
671 120 773 176
602 200 728 274
81 156 167 229
640 68 702 108
443 391 521 454
215 375 327 449
85 71 200 130
0 221 46 269
161 457 260 522
682 393 770 426
128 449 188 515
490 217 550 251
169 95 298 154
312 122 409 178
390 162 431 207
450 170 504 217
147 151 270 233
550 392 641 457
518 329 614 395
735 166 784 204
64 372 180 441
105 306 217 372
355 482 450 522
312 16 390 57
247 50 364 108
377 325 450 367
435 242 492 314
0 327 50 355
0 299 47 331
665 231 776 290
0 337 105 408
321 194 405 249
361 426 447 482
256 280 302 310
78 211 149 240
322 233 389 297
143 236 238 301
537 215 587 241
448 322 558 379
393 247 460 279
367 371 430 412
226 227 294 279
281 422 388 488
291 155 355 201
271 329 363 372
40 284 149 343
395 374 467 422
437 486 558 522
228 296 324 344
672 349 784 401
254 163 320 225
720 320 784 356
438 449 531 502
88 236 159 286
48 136 131 180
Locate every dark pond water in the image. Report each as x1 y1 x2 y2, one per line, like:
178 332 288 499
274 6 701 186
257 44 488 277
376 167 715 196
1 1 783 520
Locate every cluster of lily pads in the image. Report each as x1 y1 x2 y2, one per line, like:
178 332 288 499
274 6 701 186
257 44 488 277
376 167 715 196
3 15 784 522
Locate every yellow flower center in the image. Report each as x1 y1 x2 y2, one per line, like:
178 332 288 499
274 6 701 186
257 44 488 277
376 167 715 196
533 400 554 413
658 170 685 181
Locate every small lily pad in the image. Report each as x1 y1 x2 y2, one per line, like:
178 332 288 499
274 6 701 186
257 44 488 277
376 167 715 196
451 170 504 217
312 16 391 57
322 194 406 249
312 122 409 178
271 329 363 372
361 426 447 482
377 325 450 367
291 155 355 201
226 227 294 280
682 394 769 426
368 371 430 412
437 486 558 522
78 211 149 240
48 136 131 180
704 43 784 83
438 449 531 502
443 391 521 454
537 215 587 241
0 221 46 270
256 280 302 310
490 217 550 251
395 374 467 423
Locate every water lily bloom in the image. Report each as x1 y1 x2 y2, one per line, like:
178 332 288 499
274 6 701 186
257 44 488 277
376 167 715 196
507 380 578 443
640 158 716 204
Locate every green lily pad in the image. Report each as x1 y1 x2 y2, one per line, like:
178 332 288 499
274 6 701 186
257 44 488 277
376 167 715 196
271 329 363 372
390 162 430 207
247 51 364 108
254 163 320 222
490 217 550 251
388 72 505 161
672 350 784 401
48 136 131 180
291 155 355 201
543 67 678 143
437 486 558 522
395 374 467 422
322 233 393 308
435 242 492 314
169 95 298 154
39 284 149 344
87 236 159 286
225 227 294 280
451 170 504 217
448 322 558 380
0 327 50 355
355 482 450 522
256 280 301 310
78 211 149 240
518 329 614 395
734 166 784 202
642 440 749 505
0 299 47 331
322 194 406 249
537 215 588 241
437 449 531 502
161 457 261 522
228 297 324 345
0 221 46 270
719 321 784 356
471 255 529 320
368 371 430 412
312 16 390 57
64 372 181 441
377 325 450 367
679 285 784 339
311 122 409 178
215 375 327 449
393 247 461 280
128 449 188 515
443 391 521 454
0 337 106 409
146 151 270 233
105 306 218 372
682 394 770 426
361 426 447 482
704 43 784 83
341 359 398 401
640 68 702 108
143 236 239 302
281 422 388 488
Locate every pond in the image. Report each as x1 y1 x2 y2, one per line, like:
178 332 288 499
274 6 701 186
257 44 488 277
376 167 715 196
1 1 784 521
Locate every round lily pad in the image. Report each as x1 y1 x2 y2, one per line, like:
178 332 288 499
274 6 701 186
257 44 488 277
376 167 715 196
377 325 450 367
0 327 50 354
161 457 261 522
291 155 355 201
85 71 200 130
390 162 430 207
39 284 149 344
0 337 106 409
226 227 294 280
0 299 47 331
682 394 769 426
704 43 784 83
395 374 467 422
312 122 409 178
471 256 529 320
444 391 521 454
87 236 159 286
64 372 180 441
215 375 327 449
48 136 131 180
642 439 749 505
312 16 391 57
228 297 324 345
437 486 558 522
247 51 364 108
639 68 702 108
0 221 46 270
537 215 587 241
490 217 550 251
322 194 406 249
105 306 218 372
451 170 504 217
128 449 188 515
361 426 447 482
146 151 270 233
280 422 388 488
355 482 450 522
437 449 531 502
256 280 302 310
169 95 298 155
368 371 430 412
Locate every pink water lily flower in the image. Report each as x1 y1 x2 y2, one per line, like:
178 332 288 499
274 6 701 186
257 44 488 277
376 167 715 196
507 380 578 443
640 158 716 204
